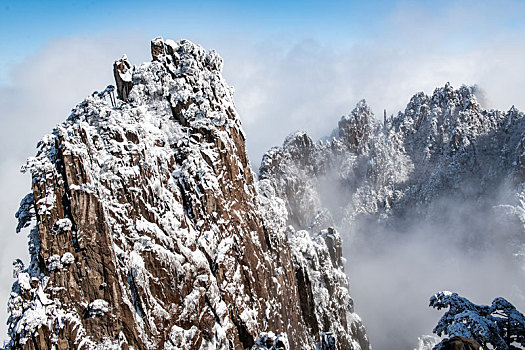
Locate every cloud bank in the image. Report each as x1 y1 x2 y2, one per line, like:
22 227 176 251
345 188 525 349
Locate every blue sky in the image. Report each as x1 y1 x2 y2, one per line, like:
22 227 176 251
1 0 524 85
0 0 392 77
1 0 525 347
4 0 521 82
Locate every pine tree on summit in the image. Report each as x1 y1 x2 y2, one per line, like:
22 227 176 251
429 291 525 350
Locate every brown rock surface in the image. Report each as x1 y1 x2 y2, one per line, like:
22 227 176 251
440 336 482 350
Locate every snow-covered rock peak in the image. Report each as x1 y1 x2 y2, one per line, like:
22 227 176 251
338 99 378 154
7 37 368 350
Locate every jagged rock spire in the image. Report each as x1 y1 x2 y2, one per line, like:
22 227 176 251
113 54 133 101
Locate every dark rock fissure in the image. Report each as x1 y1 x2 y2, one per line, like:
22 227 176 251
55 140 82 253
231 309 255 349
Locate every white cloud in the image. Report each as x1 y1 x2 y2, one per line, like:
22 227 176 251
223 39 525 167
215 1 525 168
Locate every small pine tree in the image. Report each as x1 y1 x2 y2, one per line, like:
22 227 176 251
429 291 525 350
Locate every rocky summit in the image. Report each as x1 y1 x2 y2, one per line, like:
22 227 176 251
260 83 525 241
7 38 368 350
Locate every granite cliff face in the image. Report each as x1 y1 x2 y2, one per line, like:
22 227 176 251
7 38 369 350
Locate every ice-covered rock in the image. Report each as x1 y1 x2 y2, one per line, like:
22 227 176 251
260 83 525 239
263 83 525 215
415 335 441 350
252 331 289 350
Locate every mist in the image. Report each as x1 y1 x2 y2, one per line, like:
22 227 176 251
340 180 525 349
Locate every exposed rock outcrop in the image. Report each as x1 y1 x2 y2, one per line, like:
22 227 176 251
257 180 369 350
439 336 481 350
7 37 368 350
113 55 133 101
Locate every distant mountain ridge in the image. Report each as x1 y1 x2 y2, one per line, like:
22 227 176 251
260 82 525 234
